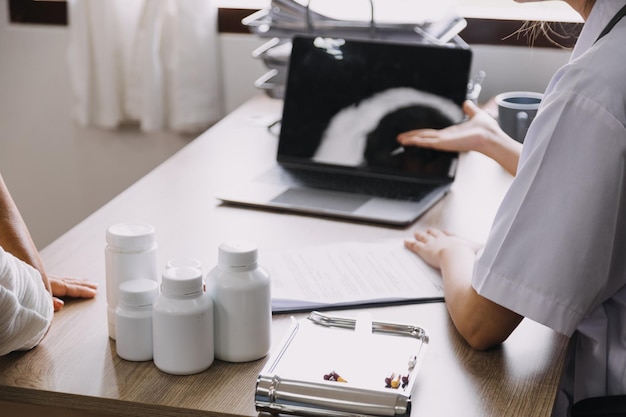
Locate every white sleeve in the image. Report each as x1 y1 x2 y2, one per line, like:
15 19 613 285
473 90 626 336
0 246 54 356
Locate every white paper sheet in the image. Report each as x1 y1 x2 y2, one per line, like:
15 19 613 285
264 239 444 312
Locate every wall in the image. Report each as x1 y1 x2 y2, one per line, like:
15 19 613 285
0 0 571 248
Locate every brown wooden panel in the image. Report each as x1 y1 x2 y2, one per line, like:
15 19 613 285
219 7 257 34
8 0 67 25
462 18 581 48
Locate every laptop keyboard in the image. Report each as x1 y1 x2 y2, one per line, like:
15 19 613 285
260 166 439 202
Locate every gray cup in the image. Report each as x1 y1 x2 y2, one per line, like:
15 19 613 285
495 91 543 143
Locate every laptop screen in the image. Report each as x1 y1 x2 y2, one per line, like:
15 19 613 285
278 36 472 183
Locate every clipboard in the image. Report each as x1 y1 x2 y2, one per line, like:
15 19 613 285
255 311 429 417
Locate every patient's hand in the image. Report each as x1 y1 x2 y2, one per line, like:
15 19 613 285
49 275 98 311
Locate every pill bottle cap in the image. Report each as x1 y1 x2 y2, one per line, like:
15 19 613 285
166 257 202 271
118 279 159 308
161 266 203 297
106 223 156 252
218 241 258 269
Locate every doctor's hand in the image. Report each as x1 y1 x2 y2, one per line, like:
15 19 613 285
404 228 482 271
397 101 497 153
397 100 522 176
48 275 98 311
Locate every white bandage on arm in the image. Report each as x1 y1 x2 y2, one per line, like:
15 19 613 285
0 246 54 356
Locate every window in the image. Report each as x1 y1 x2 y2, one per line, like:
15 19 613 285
217 0 582 48
10 0 582 48
215 0 581 23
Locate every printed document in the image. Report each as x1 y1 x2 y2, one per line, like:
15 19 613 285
264 239 444 312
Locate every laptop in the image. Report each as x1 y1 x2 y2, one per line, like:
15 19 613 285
217 35 473 226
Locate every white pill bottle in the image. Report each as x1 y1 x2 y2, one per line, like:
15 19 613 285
206 241 271 362
152 266 214 375
105 222 158 339
115 278 159 361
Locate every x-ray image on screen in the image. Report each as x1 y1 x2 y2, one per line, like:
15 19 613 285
312 87 463 171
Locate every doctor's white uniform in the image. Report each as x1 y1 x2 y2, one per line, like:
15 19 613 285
473 0 626 413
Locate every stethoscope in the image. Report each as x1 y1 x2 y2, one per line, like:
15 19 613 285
595 3 626 43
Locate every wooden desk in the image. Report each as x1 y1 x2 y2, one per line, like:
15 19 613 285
0 96 568 417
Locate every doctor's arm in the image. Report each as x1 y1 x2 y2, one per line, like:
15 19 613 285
397 100 522 177
404 228 523 350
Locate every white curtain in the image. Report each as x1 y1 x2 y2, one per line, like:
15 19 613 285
67 0 224 133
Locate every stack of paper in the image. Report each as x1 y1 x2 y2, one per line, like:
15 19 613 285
242 0 468 98
263 239 445 313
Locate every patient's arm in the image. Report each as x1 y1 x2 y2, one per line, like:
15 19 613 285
0 174 97 311
0 174 51 297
